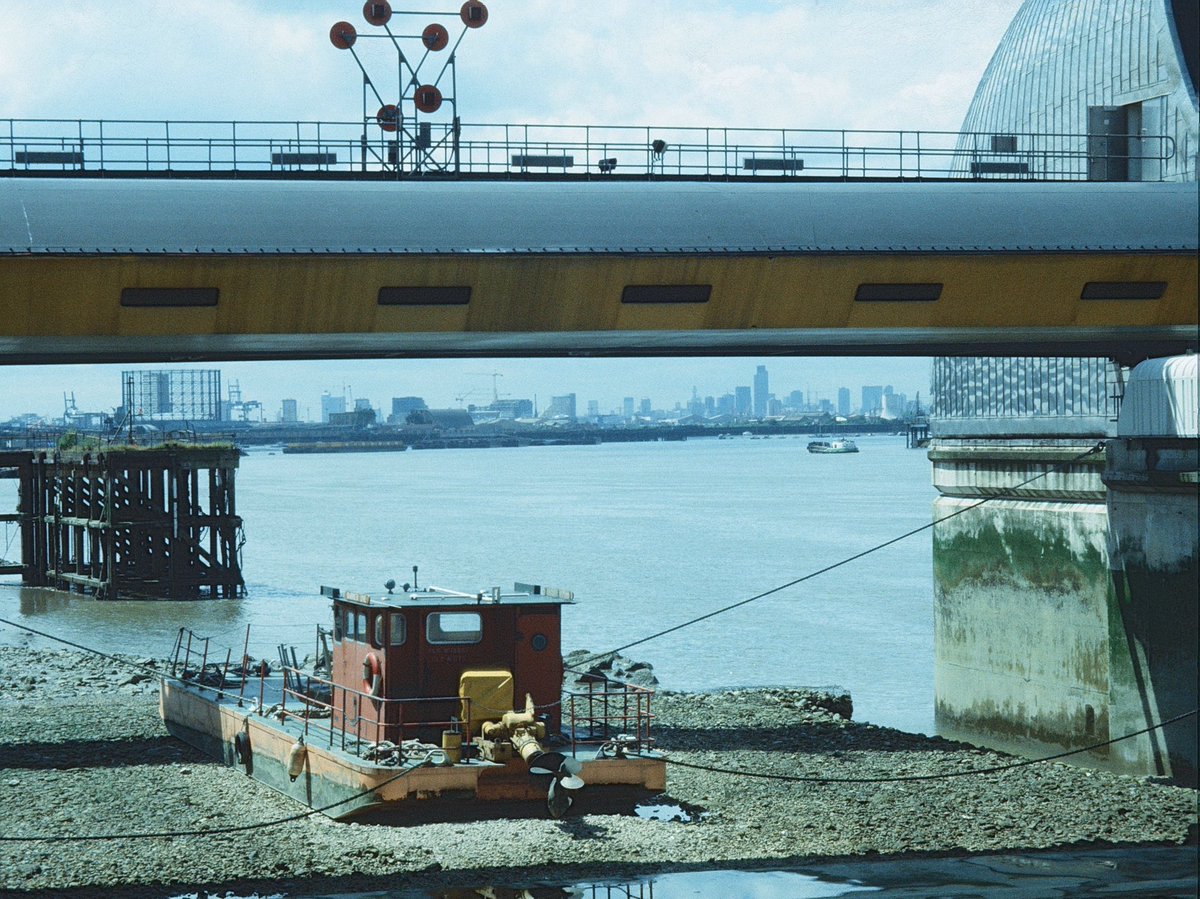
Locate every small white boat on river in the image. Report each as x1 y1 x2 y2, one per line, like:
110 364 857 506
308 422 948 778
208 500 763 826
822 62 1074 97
807 439 859 454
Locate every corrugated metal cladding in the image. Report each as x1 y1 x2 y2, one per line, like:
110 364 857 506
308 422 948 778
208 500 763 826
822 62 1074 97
956 0 1198 182
931 357 1123 436
934 1 1198 438
1117 354 1200 436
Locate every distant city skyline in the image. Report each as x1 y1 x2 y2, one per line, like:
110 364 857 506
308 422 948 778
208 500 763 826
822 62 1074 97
0 357 930 423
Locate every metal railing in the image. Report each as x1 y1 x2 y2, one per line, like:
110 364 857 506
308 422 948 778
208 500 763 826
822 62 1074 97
278 670 473 762
1 118 1177 181
565 680 656 755
170 626 474 763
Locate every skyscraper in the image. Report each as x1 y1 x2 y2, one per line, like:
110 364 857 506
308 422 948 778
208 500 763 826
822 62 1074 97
861 386 884 416
753 365 769 417
735 386 751 416
544 394 577 420
837 387 851 417
320 392 346 423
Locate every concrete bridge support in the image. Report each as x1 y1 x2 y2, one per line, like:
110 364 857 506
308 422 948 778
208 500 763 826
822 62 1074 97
930 356 1197 784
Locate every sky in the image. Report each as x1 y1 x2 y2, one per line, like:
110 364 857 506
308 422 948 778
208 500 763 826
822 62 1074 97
0 0 1024 421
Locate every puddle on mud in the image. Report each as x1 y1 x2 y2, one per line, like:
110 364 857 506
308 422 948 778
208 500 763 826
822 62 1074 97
634 800 702 823
161 846 1199 899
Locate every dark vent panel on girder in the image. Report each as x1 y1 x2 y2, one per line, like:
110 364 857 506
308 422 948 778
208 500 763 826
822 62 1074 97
378 286 472 305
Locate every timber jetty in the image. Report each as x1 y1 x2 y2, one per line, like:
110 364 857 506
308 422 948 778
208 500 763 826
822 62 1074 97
0 445 244 600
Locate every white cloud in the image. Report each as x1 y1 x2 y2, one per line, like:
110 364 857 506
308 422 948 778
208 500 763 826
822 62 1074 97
0 1 1022 130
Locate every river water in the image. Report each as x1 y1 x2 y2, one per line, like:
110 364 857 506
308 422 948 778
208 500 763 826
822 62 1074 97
0 434 937 734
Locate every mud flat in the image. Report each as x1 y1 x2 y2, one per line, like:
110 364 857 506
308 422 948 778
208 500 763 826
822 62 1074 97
0 646 1195 898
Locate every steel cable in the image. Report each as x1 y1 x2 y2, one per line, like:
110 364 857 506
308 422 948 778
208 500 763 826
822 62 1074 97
0 757 423 843
565 442 1106 674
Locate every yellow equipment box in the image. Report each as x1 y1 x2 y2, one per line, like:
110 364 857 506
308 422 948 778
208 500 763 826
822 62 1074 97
459 669 514 732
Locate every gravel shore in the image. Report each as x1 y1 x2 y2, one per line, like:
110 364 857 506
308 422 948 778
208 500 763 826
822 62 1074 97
0 646 1195 898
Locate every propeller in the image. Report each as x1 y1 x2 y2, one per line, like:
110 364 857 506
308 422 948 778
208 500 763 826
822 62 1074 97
528 750 585 819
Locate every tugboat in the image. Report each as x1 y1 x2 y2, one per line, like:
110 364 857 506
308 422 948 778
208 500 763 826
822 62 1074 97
807 438 859 454
160 575 664 821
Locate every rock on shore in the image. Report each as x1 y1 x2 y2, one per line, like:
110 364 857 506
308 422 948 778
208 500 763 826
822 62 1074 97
0 646 1195 898
563 649 660 689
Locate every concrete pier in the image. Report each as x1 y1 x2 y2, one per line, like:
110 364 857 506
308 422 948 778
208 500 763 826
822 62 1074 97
930 356 1197 784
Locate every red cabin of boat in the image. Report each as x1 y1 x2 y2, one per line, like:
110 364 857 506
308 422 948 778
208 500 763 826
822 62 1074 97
324 581 571 744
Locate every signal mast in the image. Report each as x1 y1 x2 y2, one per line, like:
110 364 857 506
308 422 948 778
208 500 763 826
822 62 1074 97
330 1 488 174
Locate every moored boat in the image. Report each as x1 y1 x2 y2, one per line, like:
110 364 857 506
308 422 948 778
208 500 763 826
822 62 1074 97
807 439 859 454
160 578 664 821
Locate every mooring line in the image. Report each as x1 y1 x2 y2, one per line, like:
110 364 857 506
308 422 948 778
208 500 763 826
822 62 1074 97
0 753 421 842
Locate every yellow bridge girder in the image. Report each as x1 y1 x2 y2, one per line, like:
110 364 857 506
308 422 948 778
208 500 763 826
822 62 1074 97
0 251 1195 363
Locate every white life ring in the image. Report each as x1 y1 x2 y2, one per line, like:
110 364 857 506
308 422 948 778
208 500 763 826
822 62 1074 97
362 652 383 697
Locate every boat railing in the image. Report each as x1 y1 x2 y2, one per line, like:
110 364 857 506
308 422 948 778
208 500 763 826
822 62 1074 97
170 626 241 693
276 666 475 763
171 627 656 762
564 679 656 757
169 627 474 764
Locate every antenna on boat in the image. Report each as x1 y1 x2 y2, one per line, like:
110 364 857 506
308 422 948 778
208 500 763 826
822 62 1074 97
412 565 419 590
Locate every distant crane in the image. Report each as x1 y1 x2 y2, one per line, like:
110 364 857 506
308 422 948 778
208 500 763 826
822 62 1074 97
469 371 508 403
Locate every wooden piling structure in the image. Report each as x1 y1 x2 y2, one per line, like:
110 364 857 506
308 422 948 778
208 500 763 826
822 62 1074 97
906 417 931 449
0 446 244 600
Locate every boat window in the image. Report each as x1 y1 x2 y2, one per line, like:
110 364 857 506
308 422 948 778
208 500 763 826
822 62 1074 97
373 613 384 647
354 611 367 642
389 612 407 646
333 607 344 642
426 612 483 645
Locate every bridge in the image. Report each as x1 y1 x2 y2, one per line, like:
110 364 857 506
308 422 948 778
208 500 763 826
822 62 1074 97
1 117 1196 786
0 119 1195 364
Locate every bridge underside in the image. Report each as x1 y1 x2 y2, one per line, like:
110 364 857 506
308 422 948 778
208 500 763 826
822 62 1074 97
2 179 1195 364
0 253 1195 365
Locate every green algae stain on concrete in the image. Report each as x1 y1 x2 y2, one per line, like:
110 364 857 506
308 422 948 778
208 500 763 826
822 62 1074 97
934 500 1116 756
934 511 1108 597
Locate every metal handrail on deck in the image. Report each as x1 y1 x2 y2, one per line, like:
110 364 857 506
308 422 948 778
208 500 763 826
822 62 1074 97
565 680 656 757
171 627 234 692
170 627 474 764
1 117 1176 181
171 628 658 763
276 667 474 763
